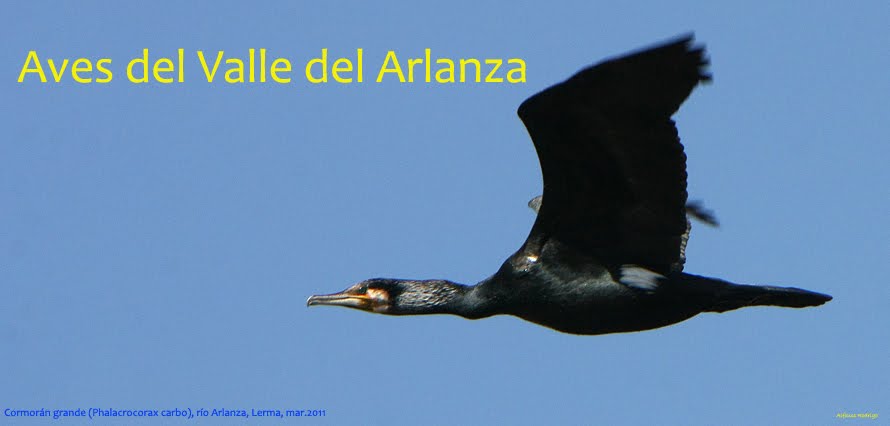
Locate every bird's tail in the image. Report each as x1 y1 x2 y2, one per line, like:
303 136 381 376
708 284 832 313
680 274 832 313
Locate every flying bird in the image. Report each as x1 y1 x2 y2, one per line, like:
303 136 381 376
308 35 831 335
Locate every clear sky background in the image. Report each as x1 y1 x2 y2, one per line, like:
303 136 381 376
3 1 888 425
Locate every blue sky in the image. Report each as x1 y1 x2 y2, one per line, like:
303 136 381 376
3 1 887 425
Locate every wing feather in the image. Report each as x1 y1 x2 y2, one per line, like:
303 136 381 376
517 35 710 274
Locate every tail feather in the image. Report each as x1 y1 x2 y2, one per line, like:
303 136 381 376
678 273 832 313
708 283 832 313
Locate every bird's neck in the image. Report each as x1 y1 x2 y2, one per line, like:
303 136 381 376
394 279 496 319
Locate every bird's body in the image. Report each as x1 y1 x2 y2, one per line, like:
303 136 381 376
488 240 702 335
308 35 831 335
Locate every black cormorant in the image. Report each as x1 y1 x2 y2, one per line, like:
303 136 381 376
307 35 832 335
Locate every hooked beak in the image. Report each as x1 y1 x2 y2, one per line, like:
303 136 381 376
306 292 373 311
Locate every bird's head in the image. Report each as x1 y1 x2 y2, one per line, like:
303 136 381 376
307 278 470 316
307 279 396 313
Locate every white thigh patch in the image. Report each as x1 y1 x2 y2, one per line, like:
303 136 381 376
619 265 665 291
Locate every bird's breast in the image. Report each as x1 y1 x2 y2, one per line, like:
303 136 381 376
494 242 701 335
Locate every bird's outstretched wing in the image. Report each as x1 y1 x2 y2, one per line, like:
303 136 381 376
527 195 719 272
527 194 719 228
517 35 710 274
